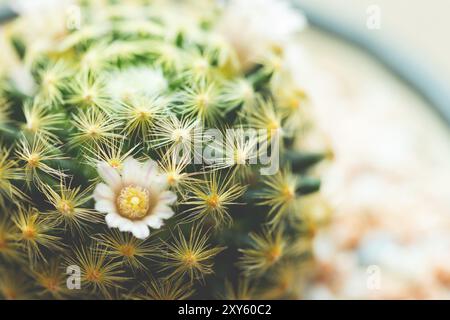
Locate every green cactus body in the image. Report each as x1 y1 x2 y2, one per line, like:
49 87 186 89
0 0 327 300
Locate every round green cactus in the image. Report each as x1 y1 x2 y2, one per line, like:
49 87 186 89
0 0 327 300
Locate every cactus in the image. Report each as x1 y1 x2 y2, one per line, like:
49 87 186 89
0 0 327 300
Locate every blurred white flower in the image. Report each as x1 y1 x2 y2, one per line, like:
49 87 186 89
0 32 36 95
11 0 75 37
93 157 177 239
10 0 75 62
10 0 73 15
217 0 307 69
107 67 168 102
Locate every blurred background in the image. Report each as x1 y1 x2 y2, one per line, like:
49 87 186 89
292 0 450 299
297 0 450 86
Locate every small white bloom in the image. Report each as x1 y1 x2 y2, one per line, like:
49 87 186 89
217 0 307 69
93 157 177 239
11 0 74 54
107 67 168 102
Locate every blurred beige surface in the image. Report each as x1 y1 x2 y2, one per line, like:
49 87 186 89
291 4 450 297
296 0 450 85
295 27 450 299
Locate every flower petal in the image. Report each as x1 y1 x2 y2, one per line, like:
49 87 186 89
153 204 175 219
95 199 116 213
93 183 114 201
98 162 122 191
122 157 142 186
159 191 177 205
131 223 150 239
144 173 168 192
145 215 165 229
105 213 122 228
141 160 167 189
117 219 133 232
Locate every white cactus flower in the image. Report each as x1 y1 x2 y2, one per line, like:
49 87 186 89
93 157 177 239
217 0 307 69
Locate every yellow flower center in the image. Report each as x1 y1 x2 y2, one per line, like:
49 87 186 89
172 129 190 143
167 173 180 186
27 153 41 168
85 268 102 283
234 149 247 165
193 58 209 74
135 107 151 120
25 121 38 132
282 186 295 200
117 186 150 220
183 251 198 266
196 94 210 110
41 277 59 293
119 244 136 258
3 287 17 300
43 73 56 86
270 55 282 71
266 245 283 264
108 158 122 169
206 194 220 209
83 90 94 103
86 125 101 137
288 98 300 110
22 226 36 240
0 237 6 250
242 85 254 102
57 200 74 216
267 120 280 131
